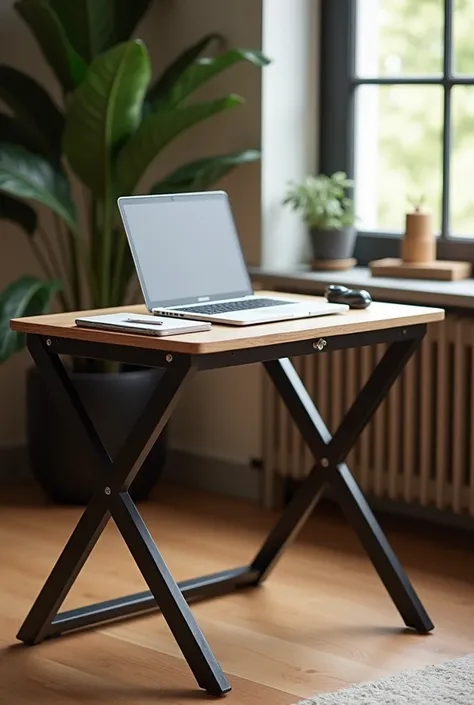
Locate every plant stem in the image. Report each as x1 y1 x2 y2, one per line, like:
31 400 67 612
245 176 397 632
55 210 98 311
77 232 102 311
90 196 99 295
53 213 69 281
38 226 66 280
101 193 112 307
30 235 71 315
129 275 142 304
83 187 100 308
111 226 126 306
36 226 71 311
67 227 81 310
30 234 54 280
53 213 78 309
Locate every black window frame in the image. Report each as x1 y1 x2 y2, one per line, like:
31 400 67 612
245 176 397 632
319 0 474 265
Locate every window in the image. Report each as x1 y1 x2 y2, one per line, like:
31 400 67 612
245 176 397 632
320 0 474 263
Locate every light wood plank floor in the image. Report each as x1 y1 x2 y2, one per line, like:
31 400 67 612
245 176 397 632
0 484 473 705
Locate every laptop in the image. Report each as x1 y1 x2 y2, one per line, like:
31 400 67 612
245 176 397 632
117 191 349 326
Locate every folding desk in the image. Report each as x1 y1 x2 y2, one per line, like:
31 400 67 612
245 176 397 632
11 293 444 696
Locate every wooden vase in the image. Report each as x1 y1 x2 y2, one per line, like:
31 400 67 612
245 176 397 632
401 210 435 263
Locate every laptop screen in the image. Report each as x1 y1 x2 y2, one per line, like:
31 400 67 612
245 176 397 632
118 192 252 308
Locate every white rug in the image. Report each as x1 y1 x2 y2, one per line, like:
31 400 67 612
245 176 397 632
295 654 474 705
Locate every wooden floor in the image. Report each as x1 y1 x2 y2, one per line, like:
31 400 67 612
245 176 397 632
0 484 473 705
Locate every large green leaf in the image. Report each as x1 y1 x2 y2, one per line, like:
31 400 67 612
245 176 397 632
0 192 37 234
0 114 45 158
116 95 243 195
50 0 116 62
63 40 151 195
0 276 62 362
50 0 152 63
14 0 87 93
150 149 261 194
0 65 64 162
158 49 270 109
0 143 76 229
146 33 222 110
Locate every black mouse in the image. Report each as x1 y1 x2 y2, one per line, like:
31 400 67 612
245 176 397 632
325 284 372 309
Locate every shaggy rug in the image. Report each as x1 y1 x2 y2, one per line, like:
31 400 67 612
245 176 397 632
295 654 474 705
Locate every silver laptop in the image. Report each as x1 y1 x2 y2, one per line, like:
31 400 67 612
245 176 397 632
117 191 349 326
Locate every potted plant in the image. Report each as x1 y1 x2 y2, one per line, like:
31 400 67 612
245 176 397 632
0 0 269 504
284 172 356 263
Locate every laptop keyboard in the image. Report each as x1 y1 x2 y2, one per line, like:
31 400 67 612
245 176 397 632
174 298 291 315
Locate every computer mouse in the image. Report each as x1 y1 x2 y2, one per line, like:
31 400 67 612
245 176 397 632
325 284 372 309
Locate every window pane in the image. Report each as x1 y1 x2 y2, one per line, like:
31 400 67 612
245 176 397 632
356 0 443 77
354 85 443 232
451 87 474 237
453 0 474 74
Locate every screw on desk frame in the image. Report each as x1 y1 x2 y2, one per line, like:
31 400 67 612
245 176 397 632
313 339 327 351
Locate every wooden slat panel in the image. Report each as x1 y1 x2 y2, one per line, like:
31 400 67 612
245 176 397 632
435 317 449 510
316 352 329 436
330 351 344 436
470 321 474 517
262 373 277 508
387 376 401 500
292 356 305 480
359 346 372 492
373 345 386 496
303 353 316 476
345 348 358 471
278 376 289 478
402 352 416 503
266 313 473 521
451 318 466 514
419 330 432 507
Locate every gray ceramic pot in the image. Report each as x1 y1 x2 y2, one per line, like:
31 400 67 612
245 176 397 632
309 227 356 260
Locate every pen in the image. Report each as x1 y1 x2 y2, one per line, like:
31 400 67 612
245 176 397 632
126 318 164 326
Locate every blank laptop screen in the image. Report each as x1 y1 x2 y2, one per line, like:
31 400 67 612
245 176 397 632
119 193 252 307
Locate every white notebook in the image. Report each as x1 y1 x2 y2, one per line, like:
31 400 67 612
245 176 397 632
75 312 211 337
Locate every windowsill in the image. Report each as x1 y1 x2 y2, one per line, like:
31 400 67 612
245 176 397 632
250 265 474 310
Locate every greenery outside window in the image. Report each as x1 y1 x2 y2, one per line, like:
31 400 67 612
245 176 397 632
320 0 474 264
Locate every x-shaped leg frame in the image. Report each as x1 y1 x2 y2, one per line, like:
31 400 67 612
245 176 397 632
255 335 433 634
17 334 233 696
17 327 433 699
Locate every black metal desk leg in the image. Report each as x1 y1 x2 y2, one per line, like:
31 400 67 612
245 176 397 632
17 494 110 645
113 493 231 695
329 464 433 632
251 468 327 582
17 335 231 695
256 338 434 634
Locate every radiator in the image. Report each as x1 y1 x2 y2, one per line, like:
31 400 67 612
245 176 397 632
262 315 474 520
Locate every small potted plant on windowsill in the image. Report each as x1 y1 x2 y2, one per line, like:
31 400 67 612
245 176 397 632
284 172 356 268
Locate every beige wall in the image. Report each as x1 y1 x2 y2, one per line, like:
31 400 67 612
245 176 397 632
0 0 319 470
0 0 263 463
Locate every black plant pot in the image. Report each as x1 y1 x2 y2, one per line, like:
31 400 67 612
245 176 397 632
309 227 356 260
27 366 167 505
